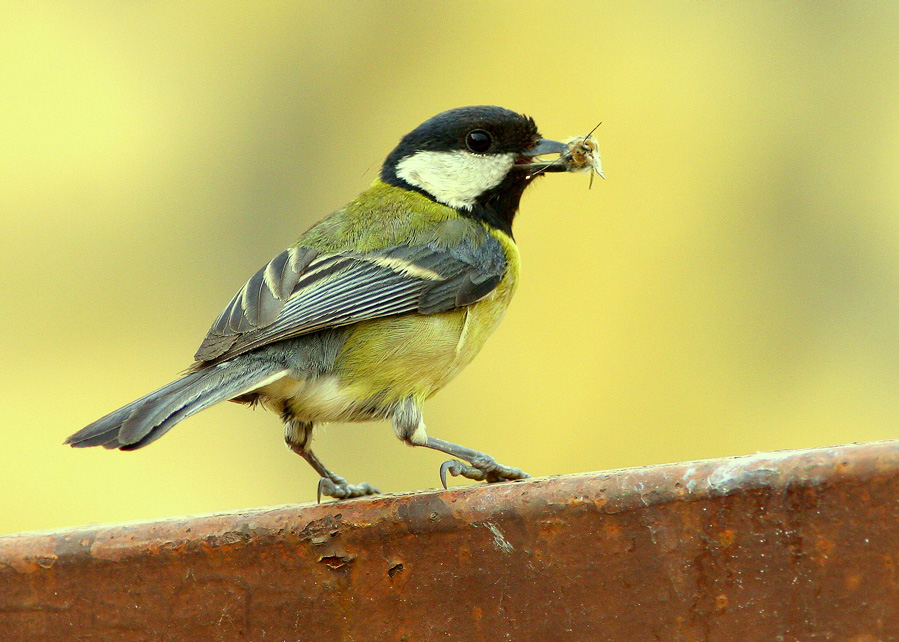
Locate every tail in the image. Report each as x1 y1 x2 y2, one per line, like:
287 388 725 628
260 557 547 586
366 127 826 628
65 361 289 450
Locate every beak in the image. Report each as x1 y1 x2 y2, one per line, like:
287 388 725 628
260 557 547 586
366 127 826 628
525 138 568 157
517 138 570 173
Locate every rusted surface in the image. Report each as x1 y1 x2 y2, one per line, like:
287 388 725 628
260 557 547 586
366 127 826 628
2 441 899 641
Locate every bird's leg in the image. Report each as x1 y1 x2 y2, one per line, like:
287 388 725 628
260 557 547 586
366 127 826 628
425 437 531 489
392 399 529 489
284 419 379 502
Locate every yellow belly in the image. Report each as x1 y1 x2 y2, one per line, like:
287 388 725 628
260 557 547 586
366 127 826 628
336 259 518 406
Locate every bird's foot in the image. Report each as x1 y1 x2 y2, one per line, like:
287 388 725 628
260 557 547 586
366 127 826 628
297 447 380 503
317 475 380 503
439 454 530 489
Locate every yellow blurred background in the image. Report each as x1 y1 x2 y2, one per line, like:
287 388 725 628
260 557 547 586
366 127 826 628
3 2 899 536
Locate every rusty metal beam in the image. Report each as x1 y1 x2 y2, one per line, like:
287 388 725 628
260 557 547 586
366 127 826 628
2 441 898 641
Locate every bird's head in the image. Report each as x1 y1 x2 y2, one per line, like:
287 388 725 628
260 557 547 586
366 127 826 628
381 106 568 235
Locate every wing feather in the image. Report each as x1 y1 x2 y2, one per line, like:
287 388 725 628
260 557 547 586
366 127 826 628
194 236 506 364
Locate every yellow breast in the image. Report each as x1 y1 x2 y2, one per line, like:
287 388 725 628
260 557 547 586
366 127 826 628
333 227 520 412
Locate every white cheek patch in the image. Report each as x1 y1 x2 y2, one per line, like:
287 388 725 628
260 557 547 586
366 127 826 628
395 150 517 210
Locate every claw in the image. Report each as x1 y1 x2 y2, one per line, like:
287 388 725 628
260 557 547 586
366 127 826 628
317 476 380 503
437 455 530 488
439 459 467 489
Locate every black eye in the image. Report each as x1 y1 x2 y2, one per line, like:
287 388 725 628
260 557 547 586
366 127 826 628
465 130 492 153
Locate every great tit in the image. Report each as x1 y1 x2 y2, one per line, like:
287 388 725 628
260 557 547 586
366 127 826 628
67 106 585 500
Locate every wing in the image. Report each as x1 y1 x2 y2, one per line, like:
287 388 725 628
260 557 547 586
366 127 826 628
193 237 507 364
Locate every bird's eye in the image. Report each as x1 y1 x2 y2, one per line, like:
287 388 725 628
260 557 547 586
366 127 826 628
465 130 492 153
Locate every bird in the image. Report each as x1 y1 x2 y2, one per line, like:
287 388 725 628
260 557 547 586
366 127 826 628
66 105 585 501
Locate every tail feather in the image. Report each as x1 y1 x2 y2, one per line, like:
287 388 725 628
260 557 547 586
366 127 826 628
66 362 288 450
65 374 203 448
